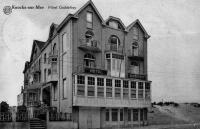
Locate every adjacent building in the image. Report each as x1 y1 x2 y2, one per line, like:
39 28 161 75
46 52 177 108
22 1 152 128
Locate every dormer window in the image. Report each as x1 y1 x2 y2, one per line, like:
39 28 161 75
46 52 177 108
86 12 93 29
109 21 118 29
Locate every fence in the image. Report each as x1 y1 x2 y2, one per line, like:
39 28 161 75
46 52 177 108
0 112 12 122
49 112 72 121
16 112 28 122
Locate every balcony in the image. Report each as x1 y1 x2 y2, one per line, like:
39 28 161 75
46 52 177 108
48 51 58 63
127 50 144 61
27 101 40 107
105 44 123 54
77 65 107 75
78 38 101 53
128 73 147 80
73 74 151 108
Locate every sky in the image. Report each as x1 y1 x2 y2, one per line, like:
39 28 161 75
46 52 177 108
0 0 200 106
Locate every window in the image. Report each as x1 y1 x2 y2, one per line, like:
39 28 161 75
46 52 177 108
48 69 51 75
86 12 93 28
132 42 139 56
115 80 121 87
62 33 67 53
77 75 85 84
63 78 67 98
53 43 57 55
133 27 139 40
109 35 120 51
84 53 95 68
109 21 118 29
88 77 95 85
123 81 129 99
88 77 95 96
133 109 138 121
97 78 104 97
106 79 112 97
106 79 112 87
44 53 46 63
128 109 131 121
97 78 104 86
145 82 151 99
53 83 57 100
44 69 46 82
138 82 143 99
130 61 140 74
131 81 136 98
140 109 144 121
77 75 85 96
106 59 111 71
115 80 121 98
144 108 147 120
120 109 123 121
106 109 110 121
112 109 118 121
123 80 128 88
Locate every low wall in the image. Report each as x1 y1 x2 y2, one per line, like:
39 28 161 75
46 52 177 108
47 121 78 129
0 122 29 129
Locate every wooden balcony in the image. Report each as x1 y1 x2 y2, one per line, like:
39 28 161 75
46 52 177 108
78 38 101 53
105 44 123 53
127 50 144 61
128 73 147 80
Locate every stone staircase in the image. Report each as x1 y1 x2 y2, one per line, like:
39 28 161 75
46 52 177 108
29 118 46 129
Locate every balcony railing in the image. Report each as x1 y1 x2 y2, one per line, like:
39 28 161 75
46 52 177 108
48 51 58 63
105 44 123 53
78 38 101 52
128 73 147 80
77 65 107 75
127 50 144 61
27 101 40 107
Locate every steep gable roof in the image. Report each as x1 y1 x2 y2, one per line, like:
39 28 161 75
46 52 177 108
74 0 104 23
48 23 58 39
126 19 150 38
105 16 126 30
30 40 45 62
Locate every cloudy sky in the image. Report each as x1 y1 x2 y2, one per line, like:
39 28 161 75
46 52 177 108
0 0 200 106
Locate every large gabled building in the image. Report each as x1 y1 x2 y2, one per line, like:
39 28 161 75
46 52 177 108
22 1 152 128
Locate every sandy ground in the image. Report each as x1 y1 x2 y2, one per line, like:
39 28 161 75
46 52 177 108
145 104 200 129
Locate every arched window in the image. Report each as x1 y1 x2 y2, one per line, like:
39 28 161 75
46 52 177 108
53 43 57 55
132 42 138 56
85 30 94 43
109 35 120 51
84 53 95 68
